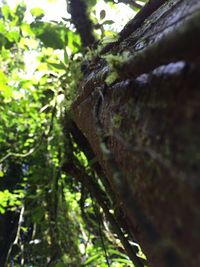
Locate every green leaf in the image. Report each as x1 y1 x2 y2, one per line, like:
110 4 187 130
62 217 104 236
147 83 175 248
48 61 67 70
30 7 45 20
1 5 12 20
67 31 81 53
64 47 69 64
7 30 20 42
100 10 106 20
31 21 68 49
103 20 115 25
0 71 13 99
83 254 100 265
0 206 5 214
15 3 26 23
0 20 6 35
112 258 132 264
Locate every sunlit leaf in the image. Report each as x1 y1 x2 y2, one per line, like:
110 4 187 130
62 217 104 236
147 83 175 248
103 19 115 25
30 7 45 20
7 30 20 42
1 5 12 20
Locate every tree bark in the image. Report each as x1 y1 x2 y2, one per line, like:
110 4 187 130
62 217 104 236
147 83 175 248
72 0 200 266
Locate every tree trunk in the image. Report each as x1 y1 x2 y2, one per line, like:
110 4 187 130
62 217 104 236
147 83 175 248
72 0 200 266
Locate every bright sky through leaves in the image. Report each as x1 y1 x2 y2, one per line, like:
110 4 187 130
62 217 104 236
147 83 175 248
3 0 134 30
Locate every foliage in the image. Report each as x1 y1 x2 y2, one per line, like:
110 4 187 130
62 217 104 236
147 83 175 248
0 1 146 266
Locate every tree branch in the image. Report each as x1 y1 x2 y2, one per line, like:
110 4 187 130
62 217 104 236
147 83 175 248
119 0 168 41
67 0 96 47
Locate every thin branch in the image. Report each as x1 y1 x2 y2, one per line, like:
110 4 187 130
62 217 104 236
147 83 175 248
0 104 57 164
92 200 111 267
5 206 25 266
116 0 143 9
0 148 36 164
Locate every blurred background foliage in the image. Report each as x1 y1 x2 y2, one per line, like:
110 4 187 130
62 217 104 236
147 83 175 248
0 0 147 266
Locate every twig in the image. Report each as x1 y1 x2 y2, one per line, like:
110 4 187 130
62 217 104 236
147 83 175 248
5 205 25 265
114 0 143 10
0 104 57 164
92 200 111 267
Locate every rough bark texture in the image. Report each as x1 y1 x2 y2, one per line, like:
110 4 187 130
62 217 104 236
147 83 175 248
72 0 200 266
